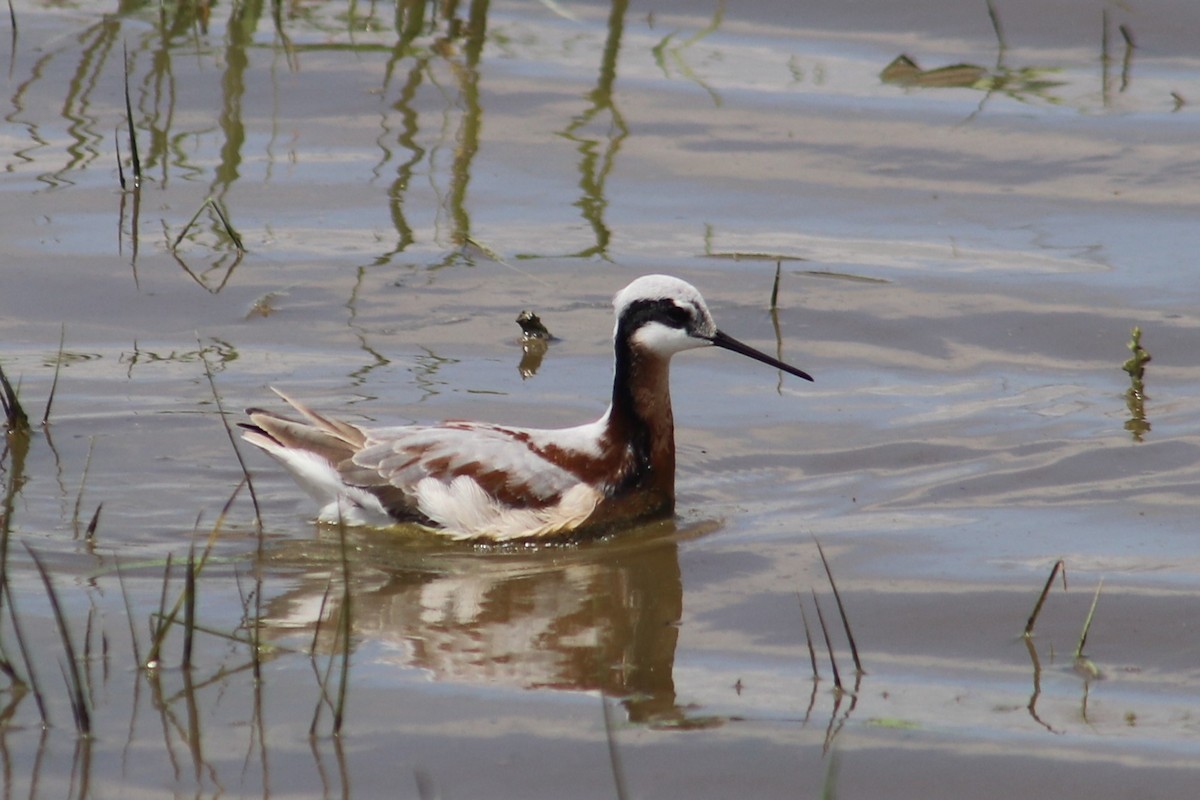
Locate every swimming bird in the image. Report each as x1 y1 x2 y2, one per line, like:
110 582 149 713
241 275 812 541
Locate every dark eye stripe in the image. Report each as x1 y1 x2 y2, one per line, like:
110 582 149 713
620 298 694 333
663 305 691 327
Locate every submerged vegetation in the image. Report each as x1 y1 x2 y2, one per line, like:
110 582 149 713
1123 326 1152 441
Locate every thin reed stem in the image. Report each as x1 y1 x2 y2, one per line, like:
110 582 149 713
811 589 841 692
814 538 862 673
1024 559 1066 638
25 544 91 734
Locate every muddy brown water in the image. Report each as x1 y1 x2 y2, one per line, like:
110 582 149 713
3 0 1200 797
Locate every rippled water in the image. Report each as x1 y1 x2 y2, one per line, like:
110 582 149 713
3 0 1200 797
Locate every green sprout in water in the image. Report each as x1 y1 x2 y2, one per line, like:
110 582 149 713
1122 326 1151 441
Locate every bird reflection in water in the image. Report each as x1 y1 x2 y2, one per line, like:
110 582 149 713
259 521 719 727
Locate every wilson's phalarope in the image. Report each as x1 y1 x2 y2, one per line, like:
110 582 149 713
241 275 812 541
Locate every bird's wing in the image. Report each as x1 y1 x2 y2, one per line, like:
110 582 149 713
344 421 595 519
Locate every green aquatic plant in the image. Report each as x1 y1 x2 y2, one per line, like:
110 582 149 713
0 362 28 431
880 54 1065 106
1122 326 1151 441
172 196 244 254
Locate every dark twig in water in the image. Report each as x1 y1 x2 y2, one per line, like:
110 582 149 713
814 538 862 674
1023 559 1066 638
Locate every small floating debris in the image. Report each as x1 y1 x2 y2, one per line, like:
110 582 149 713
880 55 987 89
246 291 284 319
516 310 553 379
516 310 553 341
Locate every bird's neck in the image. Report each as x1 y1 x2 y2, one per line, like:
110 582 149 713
606 338 676 499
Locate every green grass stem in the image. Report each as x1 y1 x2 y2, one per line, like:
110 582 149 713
1075 579 1104 660
145 480 242 668
122 44 141 189
113 557 143 668
41 323 65 425
0 362 28 430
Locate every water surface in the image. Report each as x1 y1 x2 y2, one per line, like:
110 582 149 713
3 0 1200 797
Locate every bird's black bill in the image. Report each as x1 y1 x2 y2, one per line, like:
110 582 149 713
709 329 814 382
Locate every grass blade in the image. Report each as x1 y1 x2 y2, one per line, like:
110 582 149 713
182 545 196 670
122 43 141 188
72 437 96 536
173 198 244 253
811 589 842 692
145 480 241 668
3 580 48 725
113 557 143 668
25 544 91 734
1075 579 1104 659
41 323 66 425
207 198 244 252
1023 559 1066 638
199 346 262 531
308 578 337 736
797 593 819 679
813 538 862 674
332 517 352 735
115 128 126 191
84 503 102 543
0 361 29 430
146 553 174 669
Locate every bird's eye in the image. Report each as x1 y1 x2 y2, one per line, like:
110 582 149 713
663 305 691 327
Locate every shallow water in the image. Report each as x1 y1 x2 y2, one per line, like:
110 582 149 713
3 0 1200 796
